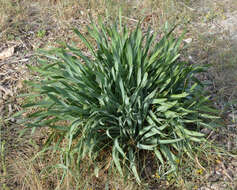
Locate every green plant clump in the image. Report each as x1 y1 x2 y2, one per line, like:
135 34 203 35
23 21 218 183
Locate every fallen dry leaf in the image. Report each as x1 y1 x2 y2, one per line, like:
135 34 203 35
0 46 15 60
183 38 193 44
16 80 23 89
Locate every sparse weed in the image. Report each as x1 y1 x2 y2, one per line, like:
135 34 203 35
37 30 46 39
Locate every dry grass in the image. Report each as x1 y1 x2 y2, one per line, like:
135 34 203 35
1 0 237 190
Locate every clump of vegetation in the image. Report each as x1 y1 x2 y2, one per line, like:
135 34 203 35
22 19 218 184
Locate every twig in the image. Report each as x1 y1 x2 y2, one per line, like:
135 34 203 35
195 156 206 171
178 2 195 11
221 162 233 181
206 130 214 140
0 54 33 67
121 16 139 23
